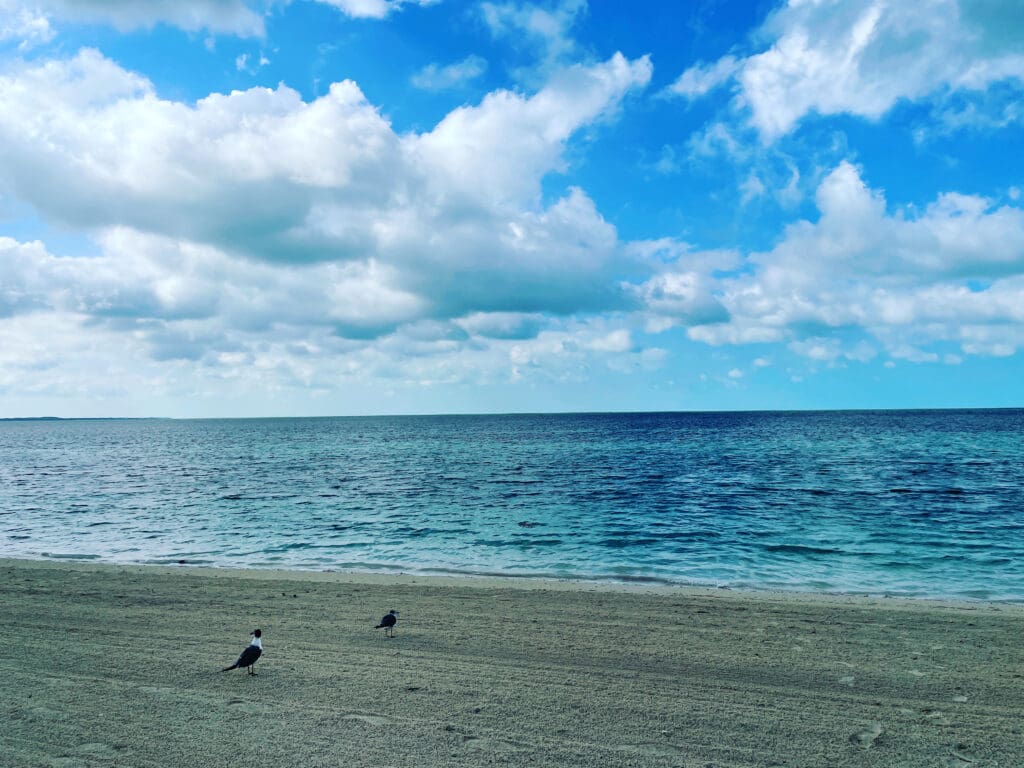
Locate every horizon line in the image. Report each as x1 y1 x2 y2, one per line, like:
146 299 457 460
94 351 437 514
3 405 1022 421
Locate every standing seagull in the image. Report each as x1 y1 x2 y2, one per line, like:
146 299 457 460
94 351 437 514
222 629 263 675
375 610 398 638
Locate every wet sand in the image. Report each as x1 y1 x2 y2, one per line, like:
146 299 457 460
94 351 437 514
2 558 1022 767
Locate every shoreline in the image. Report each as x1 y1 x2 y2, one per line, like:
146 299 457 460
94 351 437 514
4 557 1022 767
4 555 1022 609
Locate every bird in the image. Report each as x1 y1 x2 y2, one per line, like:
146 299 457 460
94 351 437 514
375 610 398 637
222 629 263 675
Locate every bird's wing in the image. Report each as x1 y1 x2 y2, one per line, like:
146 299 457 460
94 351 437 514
237 645 262 666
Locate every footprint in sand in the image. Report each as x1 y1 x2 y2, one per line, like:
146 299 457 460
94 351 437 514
849 722 884 749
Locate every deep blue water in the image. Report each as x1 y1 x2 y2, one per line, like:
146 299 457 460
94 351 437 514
1 410 1022 601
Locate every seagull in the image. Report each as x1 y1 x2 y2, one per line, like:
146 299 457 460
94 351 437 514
222 629 263 675
375 610 398 638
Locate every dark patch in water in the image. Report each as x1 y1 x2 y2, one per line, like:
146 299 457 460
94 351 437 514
764 544 842 556
601 537 661 548
474 538 563 548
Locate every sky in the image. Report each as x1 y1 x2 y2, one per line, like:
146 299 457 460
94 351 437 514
0 0 1022 417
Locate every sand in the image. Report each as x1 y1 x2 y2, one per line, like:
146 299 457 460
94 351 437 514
2 558 1022 767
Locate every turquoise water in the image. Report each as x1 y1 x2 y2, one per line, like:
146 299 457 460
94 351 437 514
1 410 1022 601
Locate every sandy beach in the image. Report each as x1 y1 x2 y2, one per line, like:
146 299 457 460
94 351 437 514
2 558 1021 767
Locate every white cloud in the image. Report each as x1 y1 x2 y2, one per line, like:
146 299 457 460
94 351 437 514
454 312 545 339
888 344 940 364
667 55 738 99
789 337 841 362
630 269 728 329
0 48 655 402
674 161 1024 359
740 173 766 204
0 1 54 48
27 0 266 37
788 337 876 364
413 52 651 209
313 0 438 20
481 0 587 80
686 121 748 160
236 50 270 72
669 0 1024 140
411 54 488 90
586 329 631 353
0 228 664 407
0 0 440 43
651 145 680 175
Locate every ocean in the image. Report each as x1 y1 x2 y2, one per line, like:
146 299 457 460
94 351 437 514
1 410 1022 601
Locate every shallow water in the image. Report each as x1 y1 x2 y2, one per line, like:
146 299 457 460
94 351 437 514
2 410 1022 600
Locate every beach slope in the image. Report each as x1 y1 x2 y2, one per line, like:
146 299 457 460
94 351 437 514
2 559 1021 767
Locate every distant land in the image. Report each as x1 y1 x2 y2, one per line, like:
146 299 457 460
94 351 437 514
0 416 65 421
0 417 170 421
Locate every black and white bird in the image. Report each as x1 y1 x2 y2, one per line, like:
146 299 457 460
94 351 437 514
222 629 263 675
375 610 398 637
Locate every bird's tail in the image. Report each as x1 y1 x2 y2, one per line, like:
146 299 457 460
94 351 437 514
221 663 238 672
375 623 384 628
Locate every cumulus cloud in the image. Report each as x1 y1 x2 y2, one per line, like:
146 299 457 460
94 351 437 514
673 161 1024 358
0 46 656 402
0 230 661 406
669 0 1024 140
0 49 649 272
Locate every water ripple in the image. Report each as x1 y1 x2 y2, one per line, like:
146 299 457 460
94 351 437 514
1 410 1023 600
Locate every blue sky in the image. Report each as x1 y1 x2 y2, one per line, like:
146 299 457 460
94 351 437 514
1 0 1022 417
